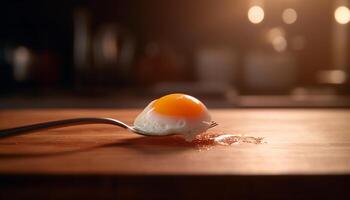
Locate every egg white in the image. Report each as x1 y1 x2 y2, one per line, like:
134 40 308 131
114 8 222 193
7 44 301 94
133 100 212 141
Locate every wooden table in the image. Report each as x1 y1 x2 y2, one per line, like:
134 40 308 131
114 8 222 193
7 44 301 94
0 109 349 199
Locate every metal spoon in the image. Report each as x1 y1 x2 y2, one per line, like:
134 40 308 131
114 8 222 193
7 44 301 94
0 118 218 138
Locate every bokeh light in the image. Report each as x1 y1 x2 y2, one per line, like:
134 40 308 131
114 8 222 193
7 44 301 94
282 8 297 24
317 70 347 84
267 27 285 42
266 27 288 52
248 6 264 24
272 36 287 52
335 6 350 24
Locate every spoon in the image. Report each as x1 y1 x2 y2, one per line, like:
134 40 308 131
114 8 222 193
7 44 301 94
0 118 218 138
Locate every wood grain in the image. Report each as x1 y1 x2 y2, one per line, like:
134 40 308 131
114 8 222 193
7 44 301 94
0 109 350 175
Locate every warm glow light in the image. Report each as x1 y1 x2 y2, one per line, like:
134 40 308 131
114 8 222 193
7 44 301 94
13 46 31 82
335 6 350 24
101 28 118 61
248 6 264 24
317 70 347 84
282 8 297 24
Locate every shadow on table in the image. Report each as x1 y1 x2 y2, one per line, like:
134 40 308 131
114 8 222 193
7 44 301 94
0 135 193 159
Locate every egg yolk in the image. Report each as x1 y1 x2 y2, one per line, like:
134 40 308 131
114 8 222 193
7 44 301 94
152 93 206 118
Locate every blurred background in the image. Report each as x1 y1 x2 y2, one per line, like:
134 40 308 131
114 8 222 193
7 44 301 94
1 0 350 108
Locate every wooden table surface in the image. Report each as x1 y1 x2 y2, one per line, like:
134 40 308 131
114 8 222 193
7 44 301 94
0 108 349 175
1 108 350 199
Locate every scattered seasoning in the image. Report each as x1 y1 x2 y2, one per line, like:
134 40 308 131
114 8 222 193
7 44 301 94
193 132 266 150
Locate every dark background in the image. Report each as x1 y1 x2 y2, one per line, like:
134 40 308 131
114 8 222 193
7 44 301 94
0 0 349 107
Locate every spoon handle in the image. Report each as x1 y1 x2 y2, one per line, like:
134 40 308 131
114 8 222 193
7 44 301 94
0 118 130 138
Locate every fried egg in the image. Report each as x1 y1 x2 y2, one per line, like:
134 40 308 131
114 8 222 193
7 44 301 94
134 93 212 141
